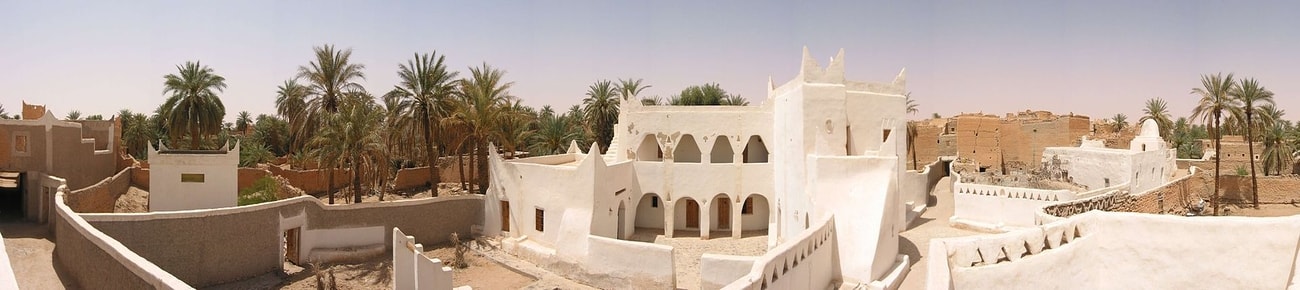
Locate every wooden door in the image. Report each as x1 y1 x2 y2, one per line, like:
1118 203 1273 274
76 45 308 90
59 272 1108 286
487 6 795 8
500 201 510 231
686 201 699 228
285 228 301 265
717 197 730 230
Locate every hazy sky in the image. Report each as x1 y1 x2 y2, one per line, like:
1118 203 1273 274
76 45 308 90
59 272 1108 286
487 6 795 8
3 1 1298 124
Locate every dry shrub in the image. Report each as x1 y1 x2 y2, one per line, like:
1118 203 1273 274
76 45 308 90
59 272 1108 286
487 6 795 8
449 233 469 268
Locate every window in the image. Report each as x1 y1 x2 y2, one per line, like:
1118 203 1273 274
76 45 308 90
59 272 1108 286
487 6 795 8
535 208 545 232
651 196 659 208
742 198 754 215
181 173 205 183
11 132 30 156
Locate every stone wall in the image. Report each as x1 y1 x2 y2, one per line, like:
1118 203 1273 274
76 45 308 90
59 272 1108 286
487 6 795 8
1220 175 1300 204
236 167 272 192
265 166 352 195
131 167 150 190
80 195 484 287
65 167 134 213
916 112 1088 173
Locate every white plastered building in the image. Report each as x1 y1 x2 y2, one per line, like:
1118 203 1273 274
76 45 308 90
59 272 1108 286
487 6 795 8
483 48 923 286
148 141 239 211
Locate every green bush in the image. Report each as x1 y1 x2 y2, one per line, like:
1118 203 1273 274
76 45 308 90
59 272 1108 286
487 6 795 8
1235 165 1249 176
238 176 279 206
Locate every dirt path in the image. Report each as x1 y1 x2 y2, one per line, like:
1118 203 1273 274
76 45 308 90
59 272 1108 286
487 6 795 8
1 220 75 289
897 176 984 290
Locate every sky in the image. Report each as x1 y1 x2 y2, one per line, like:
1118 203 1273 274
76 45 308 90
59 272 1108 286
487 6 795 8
2 1 1299 125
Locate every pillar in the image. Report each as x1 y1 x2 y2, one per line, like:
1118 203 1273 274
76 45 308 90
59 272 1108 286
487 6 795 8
732 197 742 238
664 199 675 238
700 199 712 240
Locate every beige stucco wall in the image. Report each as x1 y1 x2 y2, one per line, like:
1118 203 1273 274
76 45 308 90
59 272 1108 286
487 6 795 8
65 167 134 213
148 145 239 211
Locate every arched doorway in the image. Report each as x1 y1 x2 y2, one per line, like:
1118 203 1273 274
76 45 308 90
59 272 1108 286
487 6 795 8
711 194 732 232
711 137 734 163
617 202 626 239
635 193 665 230
740 194 771 231
743 135 769 163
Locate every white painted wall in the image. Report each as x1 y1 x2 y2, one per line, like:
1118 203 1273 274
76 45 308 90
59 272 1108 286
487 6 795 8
929 212 1300 290
392 227 453 290
634 194 666 229
147 143 238 212
738 195 770 231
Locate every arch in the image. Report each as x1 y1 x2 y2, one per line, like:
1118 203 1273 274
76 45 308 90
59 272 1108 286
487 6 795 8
740 194 771 231
710 193 732 232
743 135 769 163
675 134 702 163
637 135 663 161
711 136 734 163
635 193 665 229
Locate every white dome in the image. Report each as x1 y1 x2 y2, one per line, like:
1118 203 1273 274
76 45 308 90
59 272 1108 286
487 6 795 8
1139 119 1160 137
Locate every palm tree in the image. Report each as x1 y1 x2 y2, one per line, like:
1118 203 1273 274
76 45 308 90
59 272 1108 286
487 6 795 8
583 80 619 153
1190 72 1240 215
65 110 82 120
455 63 513 194
235 111 252 134
669 83 746 106
274 79 310 153
297 45 366 115
119 110 153 158
384 52 460 191
905 92 919 115
1111 114 1128 132
905 93 919 170
617 78 651 101
306 93 386 204
1230 78 1274 209
161 61 228 149
529 112 580 155
1140 98 1172 139
1260 104 1291 176
86 114 104 121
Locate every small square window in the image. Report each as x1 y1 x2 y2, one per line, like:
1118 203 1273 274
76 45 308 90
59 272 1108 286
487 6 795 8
534 208 545 232
11 132 30 157
651 196 659 208
742 198 754 215
181 173 205 183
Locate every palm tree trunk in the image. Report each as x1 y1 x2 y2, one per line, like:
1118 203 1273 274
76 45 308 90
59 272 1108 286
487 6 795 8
190 126 200 149
353 162 363 204
478 140 489 195
1246 112 1259 209
327 167 335 205
1212 113 1220 215
426 122 441 197
457 144 467 191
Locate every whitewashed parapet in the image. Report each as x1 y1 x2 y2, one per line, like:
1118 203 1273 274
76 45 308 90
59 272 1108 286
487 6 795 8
392 227 454 290
720 215 839 290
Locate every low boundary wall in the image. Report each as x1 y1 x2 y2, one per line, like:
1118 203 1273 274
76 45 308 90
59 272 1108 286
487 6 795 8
65 167 134 213
74 195 483 287
720 215 840 290
49 174 192 289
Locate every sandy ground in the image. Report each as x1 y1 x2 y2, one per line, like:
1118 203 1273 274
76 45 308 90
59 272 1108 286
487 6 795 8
896 176 986 290
0 218 76 289
629 229 768 289
318 183 476 205
208 242 535 289
114 186 149 213
1222 203 1300 217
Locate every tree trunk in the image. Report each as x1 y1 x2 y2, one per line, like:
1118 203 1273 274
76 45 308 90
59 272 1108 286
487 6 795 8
478 141 489 195
190 126 200 149
327 167 335 205
353 162 363 204
426 121 441 197
1212 113 1220 216
457 144 467 192
1246 111 1259 209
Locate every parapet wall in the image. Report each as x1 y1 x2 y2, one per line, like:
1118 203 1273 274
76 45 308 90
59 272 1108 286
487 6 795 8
74 195 483 287
950 166 1077 228
720 215 840 290
48 174 192 289
1220 175 1300 204
1039 167 1207 224
65 167 134 213
928 211 1300 289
